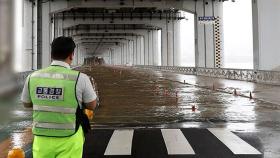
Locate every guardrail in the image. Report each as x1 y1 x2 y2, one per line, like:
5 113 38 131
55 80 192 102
14 65 83 87
9 65 280 90
196 67 257 82
0 66 83 96
134 65 280 85
16 71 33 87
0 71 33 96
134 65 196 75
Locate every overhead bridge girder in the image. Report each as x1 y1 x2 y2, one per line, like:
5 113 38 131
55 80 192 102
75 37 128 40
76 39 129 45
73 36 137 41
49 0 196 14
55 12 186 22
61 18 169 29
65 29 149 37
72 33 137 37
64 24 161 31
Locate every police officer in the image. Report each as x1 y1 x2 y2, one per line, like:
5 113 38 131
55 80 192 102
21 36 97 158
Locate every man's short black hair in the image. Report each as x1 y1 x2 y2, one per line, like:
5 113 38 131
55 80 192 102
51 36 76 60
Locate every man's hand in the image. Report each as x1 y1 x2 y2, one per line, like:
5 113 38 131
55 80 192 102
84 109 94 120
23 102 33 108
84 100 96 120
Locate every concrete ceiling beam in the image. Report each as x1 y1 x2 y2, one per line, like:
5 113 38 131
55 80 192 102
48 0 196 14
66 29 149 37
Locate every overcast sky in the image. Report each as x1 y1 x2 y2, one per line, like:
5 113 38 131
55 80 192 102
180 13 195 67
223 0 253 69
179 0 253 69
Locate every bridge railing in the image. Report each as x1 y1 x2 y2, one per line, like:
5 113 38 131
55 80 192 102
255 70 280 85
196 67 256 82
135 65 196 75
0 71 33 96
1 66 84 96
9 66 280 91
16 71 33 87
134 65 280 85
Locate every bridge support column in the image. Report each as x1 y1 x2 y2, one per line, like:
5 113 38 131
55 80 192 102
252 0 280 70
74 44 79 65
117 46 121 65
195 1 224 68
144 31 149 65
128 40 133 65
161 25 168 66
152 30 159 66
135 37 139 65
40 0 52 68
167 19 174 66
123 43 126 65
174 20 181 66
148 31 152 65
123 42 126 65
22 0 38 71
121 44 123 65
136 36 142 65
125 41 128 65
124 43 127 65
133 37 137 65
127 41 130 65
140 36 145 65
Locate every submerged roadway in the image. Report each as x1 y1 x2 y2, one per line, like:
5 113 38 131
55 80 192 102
2 65 280 158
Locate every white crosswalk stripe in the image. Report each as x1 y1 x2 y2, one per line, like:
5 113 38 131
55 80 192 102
161 129 195 155
100 128 261 156
104 129 134 155
208 128 262 155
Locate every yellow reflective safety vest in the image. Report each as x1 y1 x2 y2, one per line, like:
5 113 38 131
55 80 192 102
29 65 81 137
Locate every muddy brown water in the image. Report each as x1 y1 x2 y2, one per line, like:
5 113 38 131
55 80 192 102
78 66 264 125
1 66 280 157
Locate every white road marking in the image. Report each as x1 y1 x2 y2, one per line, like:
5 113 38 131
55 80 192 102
161 129 195 155
104 129 134 155
208 128 261 155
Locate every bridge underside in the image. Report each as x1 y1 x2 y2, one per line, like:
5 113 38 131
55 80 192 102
21 0 280 71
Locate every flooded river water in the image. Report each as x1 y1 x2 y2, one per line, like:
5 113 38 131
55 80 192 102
78 66 275 126
1 65 280 157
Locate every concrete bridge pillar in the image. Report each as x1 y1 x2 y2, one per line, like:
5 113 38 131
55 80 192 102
140 36 145 65
117 46 121 65
195 0 224 68
120 44 123 65
121 43 125 65
129 40 133 65
144 31 149 65
124 42 128 65
22 0 38 71
127 41 130 65
132 37 137 65
136 36 141 65
174 20 181 66
39 1 52 68
127 40 132 65
167 18 174 66
161 25 168 66
148 31 152 65
152 30 159 66
161 17 178 66
252 0 280 70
